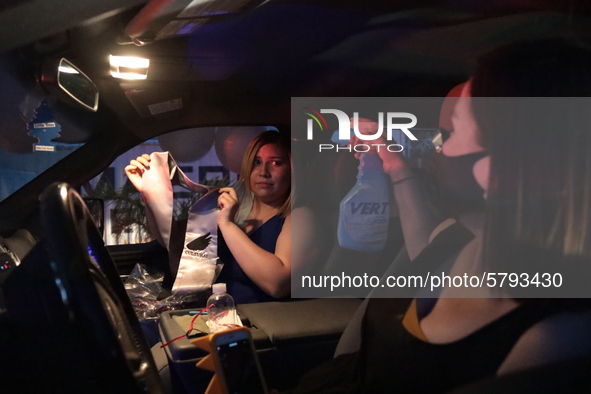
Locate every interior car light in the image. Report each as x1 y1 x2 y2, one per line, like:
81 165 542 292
110 55 150 80
57 64 79 74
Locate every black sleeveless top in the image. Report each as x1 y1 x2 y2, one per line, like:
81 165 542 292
295 222 578 393
358 299 565 393
295 298 567 394
216 215 286 304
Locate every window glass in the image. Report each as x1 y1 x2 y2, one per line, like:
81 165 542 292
83 126 276 245
0 144 83 202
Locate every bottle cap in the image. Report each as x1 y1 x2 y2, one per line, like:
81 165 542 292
212 283 226 294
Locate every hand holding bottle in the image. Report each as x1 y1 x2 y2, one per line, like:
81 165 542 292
348 117 409 176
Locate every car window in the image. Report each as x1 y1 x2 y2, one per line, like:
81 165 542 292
0 143 83 202
0 51 106 205
83 126 276 245
0 63 88 202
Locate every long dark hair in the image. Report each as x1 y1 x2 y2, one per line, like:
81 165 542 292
470 39 591 284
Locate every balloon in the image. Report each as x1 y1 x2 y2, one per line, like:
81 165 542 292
214 127 267 173
158 127 216 163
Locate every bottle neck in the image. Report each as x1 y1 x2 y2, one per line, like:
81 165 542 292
357 153 384 179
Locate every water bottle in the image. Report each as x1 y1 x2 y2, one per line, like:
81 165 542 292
337 153 390 251
206 283 237 333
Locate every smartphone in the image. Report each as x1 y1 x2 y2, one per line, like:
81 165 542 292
210 327 268 394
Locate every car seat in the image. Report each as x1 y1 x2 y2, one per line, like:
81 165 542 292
334 82 467 355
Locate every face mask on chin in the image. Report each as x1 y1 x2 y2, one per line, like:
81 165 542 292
424 151 488 217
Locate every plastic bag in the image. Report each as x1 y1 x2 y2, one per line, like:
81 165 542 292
124 263 210 322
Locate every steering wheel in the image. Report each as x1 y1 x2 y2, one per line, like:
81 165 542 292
4 183 164 393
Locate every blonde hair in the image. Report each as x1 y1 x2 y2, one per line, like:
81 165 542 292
240 131 291 216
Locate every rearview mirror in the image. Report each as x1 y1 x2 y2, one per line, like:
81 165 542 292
41 58 99 112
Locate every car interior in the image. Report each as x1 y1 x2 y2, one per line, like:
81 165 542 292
2 0 591 393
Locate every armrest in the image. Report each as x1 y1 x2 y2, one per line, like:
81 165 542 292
236 298 362 346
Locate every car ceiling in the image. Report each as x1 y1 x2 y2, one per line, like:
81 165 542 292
3 0 591 143
0 0 591 233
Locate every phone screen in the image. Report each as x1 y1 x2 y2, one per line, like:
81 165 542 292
216 337 266 394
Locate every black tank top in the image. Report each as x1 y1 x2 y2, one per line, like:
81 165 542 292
358 222 572 393
216 214 286 304
295 222 581 393
359 298 565 393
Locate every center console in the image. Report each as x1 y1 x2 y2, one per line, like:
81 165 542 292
158 298 362 393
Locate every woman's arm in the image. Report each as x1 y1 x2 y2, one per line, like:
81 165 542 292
217 204 322 297
124 154 166 246
350 118 443 260
388 168 444 260
217 188 323 298
497 310 591 375
218 214 292 298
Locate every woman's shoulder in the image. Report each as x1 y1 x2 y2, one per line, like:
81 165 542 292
498 307 591 375
287 206 314 220
285 206 324 232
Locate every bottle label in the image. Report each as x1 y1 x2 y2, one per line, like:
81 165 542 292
341 191 389 244
337 154 390 251
350 202 388 215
